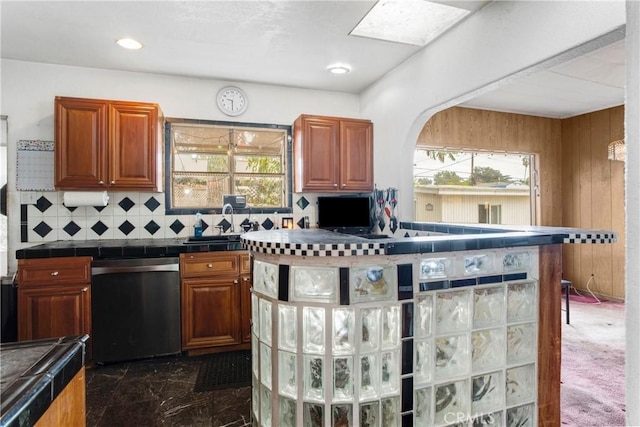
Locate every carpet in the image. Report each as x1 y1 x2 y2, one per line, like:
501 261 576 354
194 350 252 392
569 292 608 304
561 300 625 426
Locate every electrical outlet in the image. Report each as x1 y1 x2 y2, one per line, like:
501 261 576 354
20 192 39 204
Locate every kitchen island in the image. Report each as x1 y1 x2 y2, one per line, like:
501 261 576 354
240 224 615 427
0 335 88 427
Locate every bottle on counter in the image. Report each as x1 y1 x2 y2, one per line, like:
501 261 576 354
194 212 203 237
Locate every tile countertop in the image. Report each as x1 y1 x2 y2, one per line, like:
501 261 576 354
241 222 617 257
15 237 245 259
0 335 88 427
15 222 616 259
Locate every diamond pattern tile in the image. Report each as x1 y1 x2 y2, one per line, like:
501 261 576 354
118 220 135 236
66 205 77 212
91 221 109 236
94 206 106 213
33 221 53 237
296 196 310 210
261 218 274 230
296 218 305 229
35 196 53 213
217 218 231 233
144 220 161 235
169 219 185 235
239 218 251 231
118 197 135 212
200 219 209 233
63 221 81 236
144 197 161 212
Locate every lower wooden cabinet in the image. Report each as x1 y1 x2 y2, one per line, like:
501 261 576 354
17 257 92 348
18 284 91 341
180 251 252 352
182 277 241 348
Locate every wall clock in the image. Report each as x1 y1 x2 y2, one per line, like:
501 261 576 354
216 86 248 116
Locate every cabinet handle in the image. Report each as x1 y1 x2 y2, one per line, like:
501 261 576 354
333 183 338 188
341 184 346 188
51 271 59 276
207 264 213 268
98 180 104 185
233 279 239 284
110 180 116 185
243 277 250 282
82 287 88 292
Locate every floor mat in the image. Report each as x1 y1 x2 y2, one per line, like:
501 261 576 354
194 350 252 392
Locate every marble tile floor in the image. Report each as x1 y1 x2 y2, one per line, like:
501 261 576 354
86 354 251 427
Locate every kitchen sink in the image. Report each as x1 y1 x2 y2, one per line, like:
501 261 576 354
183 234 242 244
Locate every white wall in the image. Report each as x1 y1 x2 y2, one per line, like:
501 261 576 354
626 2 639 424
0 59 361 272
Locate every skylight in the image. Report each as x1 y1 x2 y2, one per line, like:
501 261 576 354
350 0 471 46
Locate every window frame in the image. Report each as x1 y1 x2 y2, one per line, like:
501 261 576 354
164 117 293 216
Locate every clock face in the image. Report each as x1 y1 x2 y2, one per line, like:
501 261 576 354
217 86 248 116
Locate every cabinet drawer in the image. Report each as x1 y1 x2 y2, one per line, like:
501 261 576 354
180 253 240 277
18 257 92 286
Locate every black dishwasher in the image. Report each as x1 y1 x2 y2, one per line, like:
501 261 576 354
91 257 181 364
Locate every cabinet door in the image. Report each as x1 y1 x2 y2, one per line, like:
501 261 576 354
240 274 252 343
340 119 374 192
294 116 340 192
55 97 108 189
182 278 241 349
18 284 91 342
109 102 161 190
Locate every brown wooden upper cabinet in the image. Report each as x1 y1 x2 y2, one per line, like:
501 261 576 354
54 96 164 191
293 114 373 193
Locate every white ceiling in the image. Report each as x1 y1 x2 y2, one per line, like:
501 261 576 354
459 39 626 119
0 1 625 119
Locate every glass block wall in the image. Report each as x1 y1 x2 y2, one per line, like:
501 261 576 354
250 248 538 427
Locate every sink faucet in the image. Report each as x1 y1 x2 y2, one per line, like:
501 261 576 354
222 203 234 233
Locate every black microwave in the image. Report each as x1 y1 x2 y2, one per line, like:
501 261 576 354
317 195 373 234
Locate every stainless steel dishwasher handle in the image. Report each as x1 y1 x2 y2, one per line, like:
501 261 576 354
92 264 179 275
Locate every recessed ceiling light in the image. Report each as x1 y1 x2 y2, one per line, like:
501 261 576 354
327 64 351 75
116 38 143 50
350 0 471 46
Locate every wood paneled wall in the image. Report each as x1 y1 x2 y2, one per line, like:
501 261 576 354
417 107 563 226
561 106 625 300
417 106 625 300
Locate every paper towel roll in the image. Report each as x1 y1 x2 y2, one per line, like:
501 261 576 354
63 191 109 207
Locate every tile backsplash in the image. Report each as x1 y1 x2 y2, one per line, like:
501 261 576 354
20 191 317 243
20 191 411 243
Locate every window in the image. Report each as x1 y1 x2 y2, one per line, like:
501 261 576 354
166 119 291 213
413 149 535 225
478 203 502 224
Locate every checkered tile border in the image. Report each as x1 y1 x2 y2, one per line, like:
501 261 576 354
563 233 616 244
242 240 385 256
